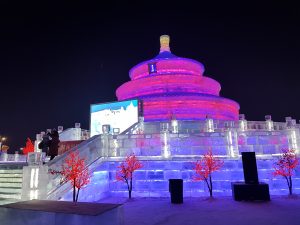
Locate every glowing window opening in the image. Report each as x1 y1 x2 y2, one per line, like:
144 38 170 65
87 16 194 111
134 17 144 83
148 63 157 74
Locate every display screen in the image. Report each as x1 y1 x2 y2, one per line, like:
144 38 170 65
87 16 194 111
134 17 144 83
90 99 139 137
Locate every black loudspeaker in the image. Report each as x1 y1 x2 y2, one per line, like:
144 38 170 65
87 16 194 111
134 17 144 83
169 179 183 204
242 152 259 184
232 152 270 201
232 182 270 201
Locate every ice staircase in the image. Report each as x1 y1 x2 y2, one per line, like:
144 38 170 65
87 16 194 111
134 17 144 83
0 163 25 205
47 135 110 201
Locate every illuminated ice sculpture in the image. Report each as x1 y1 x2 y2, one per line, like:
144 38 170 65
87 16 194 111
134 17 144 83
116 35 240 121
43 36 300 201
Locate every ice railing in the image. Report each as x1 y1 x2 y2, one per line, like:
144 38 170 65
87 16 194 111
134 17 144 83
47 134 106 200
58 127 90 141
103 119 300 159
0 152 27 162
136 120 291 134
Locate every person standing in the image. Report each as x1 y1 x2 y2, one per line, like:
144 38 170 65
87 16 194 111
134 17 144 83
48 129 60 161
38 133 50 155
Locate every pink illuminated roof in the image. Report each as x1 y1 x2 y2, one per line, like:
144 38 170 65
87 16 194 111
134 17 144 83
116 35 240 121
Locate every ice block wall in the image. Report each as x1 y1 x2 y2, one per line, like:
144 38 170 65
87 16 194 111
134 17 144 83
59 159 300 201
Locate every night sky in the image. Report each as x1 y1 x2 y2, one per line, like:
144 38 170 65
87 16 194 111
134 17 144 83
1 1 299 152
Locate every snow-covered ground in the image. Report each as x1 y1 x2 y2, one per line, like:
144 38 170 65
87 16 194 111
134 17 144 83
99 196 300 225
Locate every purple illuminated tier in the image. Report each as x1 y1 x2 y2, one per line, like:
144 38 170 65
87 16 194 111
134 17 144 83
116 35 240 121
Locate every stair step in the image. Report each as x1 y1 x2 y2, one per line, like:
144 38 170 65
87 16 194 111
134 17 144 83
0 187 21 193
0 182 22 188
0 166 24 204
0 198 20 206
0 177 22 182
0 162 27 170
0 169 23 174
0 192 21 199
0 173 23 178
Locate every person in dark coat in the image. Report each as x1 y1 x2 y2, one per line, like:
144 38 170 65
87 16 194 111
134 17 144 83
38 133 50 155
48 130 60 161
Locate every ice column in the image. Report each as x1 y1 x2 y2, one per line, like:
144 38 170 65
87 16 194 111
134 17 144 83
171 118 178 133
1 152 8 161
238 114 247 132
205 117 214 132
160 122 171 158
111 136 118 157
101 125 110 157
14 151 19 161
286 118 300 154
21 165 49 200
74 123 82 140
265 115 274 131
34 133 42 152
226 129 239 158
137 116 145 134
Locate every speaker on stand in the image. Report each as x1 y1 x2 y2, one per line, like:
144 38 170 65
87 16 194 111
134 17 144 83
242 152 259 184
232 152 270 201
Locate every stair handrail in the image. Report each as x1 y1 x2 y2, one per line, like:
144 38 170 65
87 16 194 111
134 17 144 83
46 135 104 199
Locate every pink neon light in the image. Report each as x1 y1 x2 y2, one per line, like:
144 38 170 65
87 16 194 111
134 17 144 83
130 59 205 80
116 39 240 121
127 95 239 121
116 76 221 100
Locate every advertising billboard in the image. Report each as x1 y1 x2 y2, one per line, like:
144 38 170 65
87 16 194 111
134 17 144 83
90 99 139 137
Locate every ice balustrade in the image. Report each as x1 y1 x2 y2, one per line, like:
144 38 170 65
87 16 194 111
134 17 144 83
104 120 300 158
58 128 85 141
128 120 290 134
0 152 27 162
108 132 289 158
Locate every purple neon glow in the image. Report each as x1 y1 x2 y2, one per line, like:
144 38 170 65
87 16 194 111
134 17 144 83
117 75 221 98
116 35 240 121
129 58 205 80
141 96 239 121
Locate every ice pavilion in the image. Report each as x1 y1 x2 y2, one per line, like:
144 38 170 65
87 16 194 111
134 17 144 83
5 35 300 203
116 35 239 121
43 35 300 202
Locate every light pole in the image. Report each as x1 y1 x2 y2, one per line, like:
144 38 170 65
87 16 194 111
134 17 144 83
0 136 7 152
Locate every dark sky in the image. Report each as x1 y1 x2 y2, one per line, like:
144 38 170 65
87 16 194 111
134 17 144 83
0 1 299 151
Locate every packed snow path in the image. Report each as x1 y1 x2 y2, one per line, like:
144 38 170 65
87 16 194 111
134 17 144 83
99 196 300 225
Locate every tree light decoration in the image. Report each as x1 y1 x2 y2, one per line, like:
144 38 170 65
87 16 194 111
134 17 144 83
273 149 299 195
116 154 143 198
193 149 224 197
49 151 90 202
23 138 34 155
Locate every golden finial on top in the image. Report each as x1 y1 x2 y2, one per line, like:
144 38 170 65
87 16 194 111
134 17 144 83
160 35 170 52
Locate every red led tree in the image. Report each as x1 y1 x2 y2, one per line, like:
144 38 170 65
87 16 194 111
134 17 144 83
50 151 90 202
193 149 224 197
116 154 143 199
273 149 299 195
23 138 34 155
